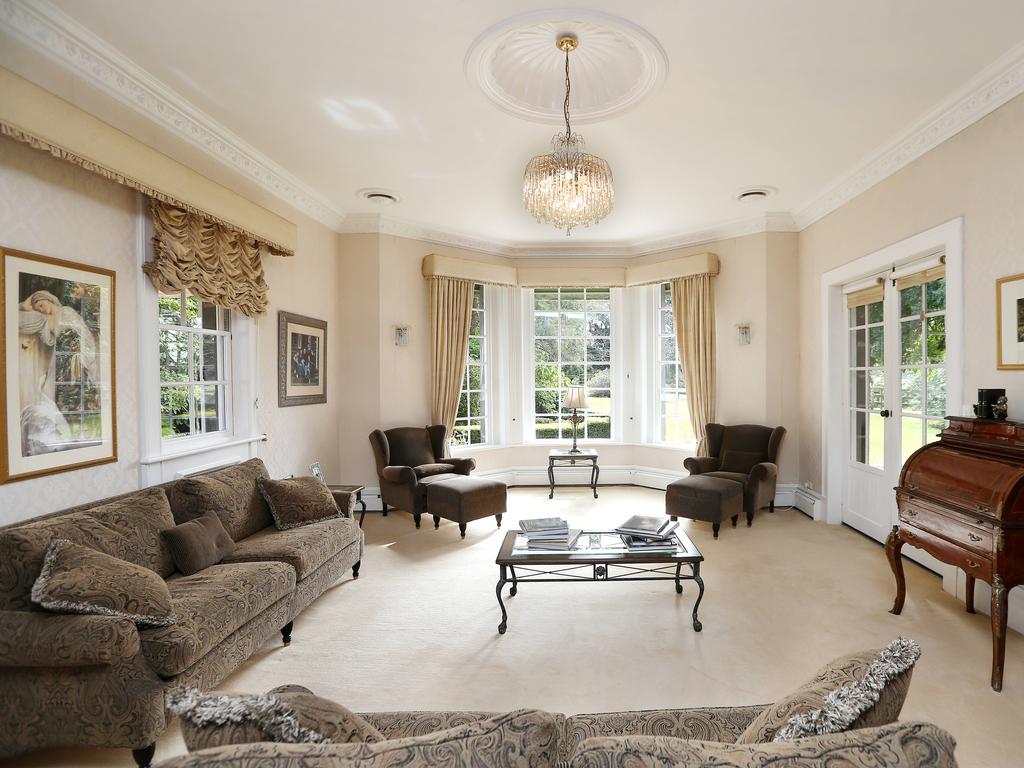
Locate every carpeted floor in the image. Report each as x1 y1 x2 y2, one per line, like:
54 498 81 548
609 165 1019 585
13 486 1024 767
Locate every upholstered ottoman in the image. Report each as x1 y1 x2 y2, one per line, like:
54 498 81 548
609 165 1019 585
426 476 506 538
666 475 743 538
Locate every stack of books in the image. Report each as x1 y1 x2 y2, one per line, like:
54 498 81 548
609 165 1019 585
518 517 582 550
615 515 678 550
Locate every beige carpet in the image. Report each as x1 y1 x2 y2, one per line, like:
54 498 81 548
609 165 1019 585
12 486 1023 767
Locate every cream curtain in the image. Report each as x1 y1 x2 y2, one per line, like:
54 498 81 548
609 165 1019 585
143 199 269 317
671 274 717 455
429 277 475 450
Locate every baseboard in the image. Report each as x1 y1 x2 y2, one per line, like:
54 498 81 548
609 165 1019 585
361 470 805 511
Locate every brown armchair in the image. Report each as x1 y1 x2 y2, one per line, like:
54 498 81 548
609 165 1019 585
368 425 476 527
683 423 786 524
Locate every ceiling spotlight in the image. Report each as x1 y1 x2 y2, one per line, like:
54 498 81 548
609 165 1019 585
356 188 402 205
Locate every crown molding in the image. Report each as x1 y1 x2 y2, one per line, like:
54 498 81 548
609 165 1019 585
0 0 347 230
2 0 1022 254
793 39 1024 230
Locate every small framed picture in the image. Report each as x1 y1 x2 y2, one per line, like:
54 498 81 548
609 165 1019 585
996 272 1024 370
2 246 117 483
278 311 327 406
309 461 325 483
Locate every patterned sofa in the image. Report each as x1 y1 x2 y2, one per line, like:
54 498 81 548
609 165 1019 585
0 458 363 767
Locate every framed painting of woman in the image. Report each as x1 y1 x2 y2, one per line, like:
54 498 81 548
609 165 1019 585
1 246 116 483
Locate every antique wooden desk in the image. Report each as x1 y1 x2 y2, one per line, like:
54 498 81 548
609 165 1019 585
886 416 1024 691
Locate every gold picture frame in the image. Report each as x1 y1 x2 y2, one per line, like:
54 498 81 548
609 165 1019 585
1 246 117 483
996 272 1024 370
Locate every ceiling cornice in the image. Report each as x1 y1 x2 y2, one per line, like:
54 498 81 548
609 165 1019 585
0 0 347 230
2 1 1023 254
793 38 1024 230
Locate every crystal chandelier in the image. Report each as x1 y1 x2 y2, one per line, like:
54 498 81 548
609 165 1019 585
522 35 614 235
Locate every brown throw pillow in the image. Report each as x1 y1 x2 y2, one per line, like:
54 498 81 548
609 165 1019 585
30 539 177 627
167 684 384 750
161 512 235 576
258 477 343 530
719 450 764 474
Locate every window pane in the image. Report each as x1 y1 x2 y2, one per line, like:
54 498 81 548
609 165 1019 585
901 417 924 465
470 418 485 444
56 383 81 412
560 312 585 337
184 294 201 327
660 335 677 363
587 415 611 439
586 365 610 389
468 364 482 390
159 292 182 324
202 334 221 382
853 329 866 367
457 392 468 419
868 369 885 410
867 301 883 324
853 410 867 464
201 301 218 330
561 364 584 386
535 415 558 440
560 288 585 310
585 287 610 309
535 313 558 337
535 364 558 389
468 391 483 418
160 330 191 381
83 384 100 413
472 284 484 310
926 316 945 364
451 422 469 446
926 419 945 444
588 390 611 414
470 309 483 336
534 338 557 363
926 368 946 416
660 284 672 308
198 384 222 433
661 363 677 388
161 385 190 425
900 287 921 318
468 337 482 362
586 312 610 337
901 368 923 413
868 412 884 469
854 304 865 326
900 321 923 364
925 277 945 313
587 337 610 362
868 327 884 367
560 338 584 361
535 390 559 415
534 288 558 310
660 309 674 335
852 370 866 408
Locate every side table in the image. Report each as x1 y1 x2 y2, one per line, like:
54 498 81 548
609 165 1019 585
328 484 368 527
547 449 599 499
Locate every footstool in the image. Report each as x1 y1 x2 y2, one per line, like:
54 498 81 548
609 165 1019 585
666 475 743 538
426 476 507 538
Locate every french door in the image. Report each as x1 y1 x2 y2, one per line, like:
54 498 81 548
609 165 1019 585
842 263 948 552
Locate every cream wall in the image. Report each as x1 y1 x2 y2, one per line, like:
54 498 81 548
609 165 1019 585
797 92 1024 493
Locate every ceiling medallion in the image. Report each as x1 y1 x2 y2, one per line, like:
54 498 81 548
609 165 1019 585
522 35 614 235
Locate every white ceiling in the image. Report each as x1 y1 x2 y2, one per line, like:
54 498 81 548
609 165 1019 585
11 1 1024 250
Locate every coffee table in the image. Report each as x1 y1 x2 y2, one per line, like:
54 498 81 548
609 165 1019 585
494 529 705 635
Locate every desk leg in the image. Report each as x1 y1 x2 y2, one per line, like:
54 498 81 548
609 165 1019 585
548 463 555 499
965 574 976 614
885 526 906 615
691 562 704 632
496 564 509 634
992 575 1007 692
592 462 600 499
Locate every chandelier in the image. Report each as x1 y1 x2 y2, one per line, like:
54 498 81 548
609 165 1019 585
522 35 614 236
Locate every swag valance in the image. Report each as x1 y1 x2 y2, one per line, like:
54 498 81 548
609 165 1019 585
143 199 269 317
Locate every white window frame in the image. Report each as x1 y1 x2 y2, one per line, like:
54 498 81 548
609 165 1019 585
524 286 615 443
135 196 260 484
651 283 696 447
451 283 489 447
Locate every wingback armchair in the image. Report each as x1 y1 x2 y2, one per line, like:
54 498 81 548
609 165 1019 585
684 423 786 521
368 425 476 525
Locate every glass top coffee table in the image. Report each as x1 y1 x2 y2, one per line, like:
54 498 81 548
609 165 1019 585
494 529 705 635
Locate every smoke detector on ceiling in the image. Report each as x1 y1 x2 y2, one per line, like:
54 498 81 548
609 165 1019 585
356 188 402 205
735 186 777 203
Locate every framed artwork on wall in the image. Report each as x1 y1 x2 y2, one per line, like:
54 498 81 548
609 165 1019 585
996 272 1024 370
1 246 117 483
278 310 327 406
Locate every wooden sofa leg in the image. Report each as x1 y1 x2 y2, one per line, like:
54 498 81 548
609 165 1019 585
413 513 421 529
382 503 389 517
281 621 294 647
433 514 441 529
352 560 361 578
459 523 467 538
496 513 502 528
712 523 720 539
731 515 738 527
132 743 156 768
747 511 754 527
770 500 775 513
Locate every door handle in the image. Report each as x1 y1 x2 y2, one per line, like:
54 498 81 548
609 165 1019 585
880 409 892 418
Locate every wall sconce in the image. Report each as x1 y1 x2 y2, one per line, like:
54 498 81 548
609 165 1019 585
735 323 751 346
394 325 410 347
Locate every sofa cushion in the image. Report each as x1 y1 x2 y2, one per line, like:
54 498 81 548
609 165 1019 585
0 487 176 610
736 641 919 743
222 518 361 580
169 684 384 751
719 450 763 474
414 463 456 478
170 459 273 541
154 709 562 768
161 513 235 576
31 539 177 628
703 471 749 485
258 477 344 530
568 722 957 768
140 562 295 678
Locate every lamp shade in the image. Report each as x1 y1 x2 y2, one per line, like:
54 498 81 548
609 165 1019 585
562 385 588 410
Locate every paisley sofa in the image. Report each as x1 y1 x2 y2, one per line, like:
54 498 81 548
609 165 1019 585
0 458 363 767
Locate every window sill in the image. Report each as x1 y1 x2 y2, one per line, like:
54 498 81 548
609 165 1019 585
140 434 266 465
450 440 697 455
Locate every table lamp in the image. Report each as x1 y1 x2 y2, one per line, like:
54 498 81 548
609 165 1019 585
562 385 589 454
